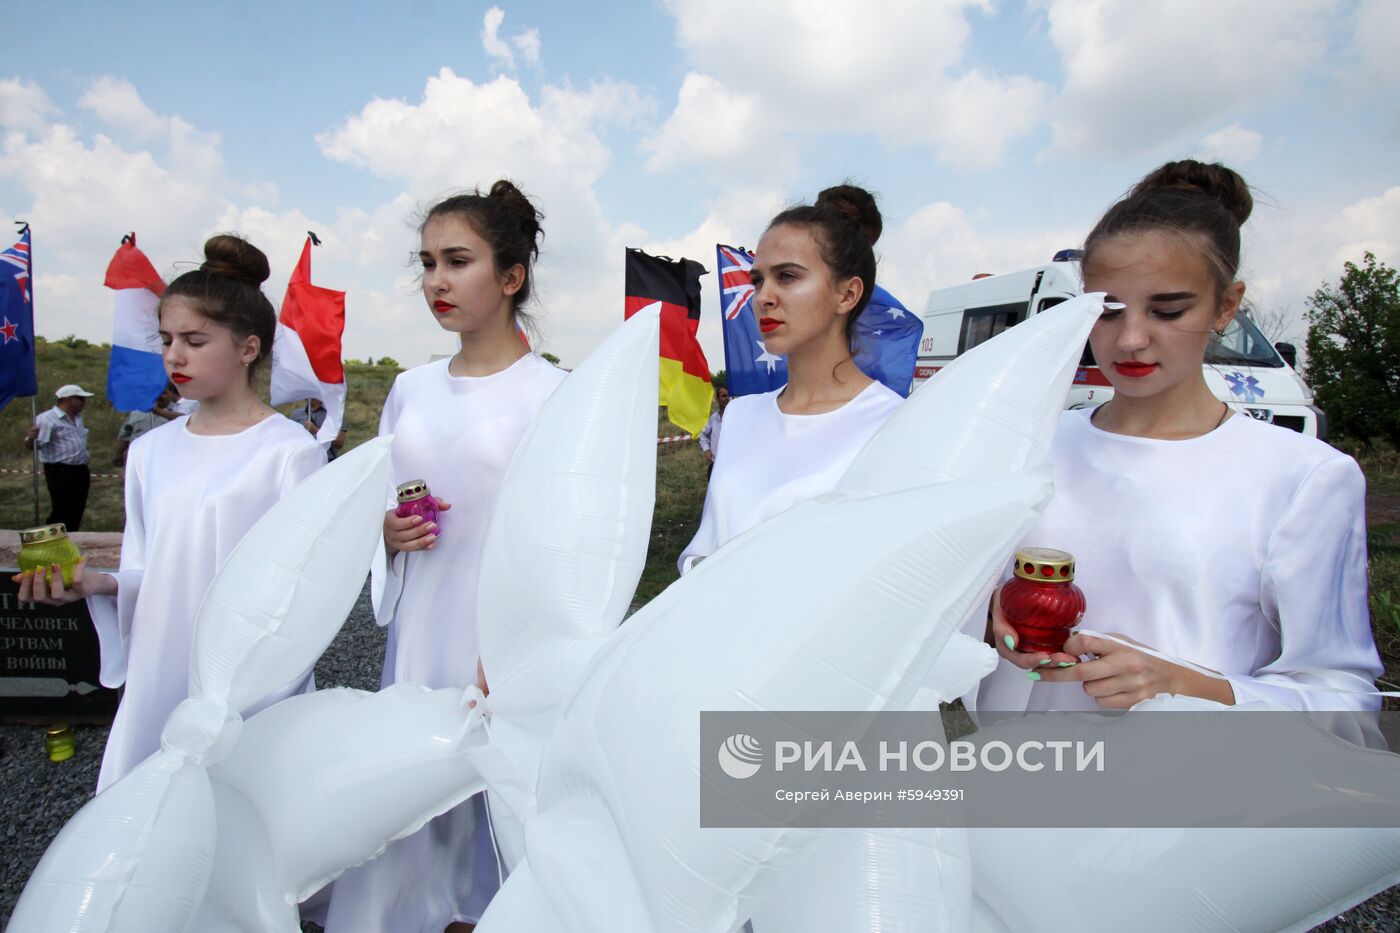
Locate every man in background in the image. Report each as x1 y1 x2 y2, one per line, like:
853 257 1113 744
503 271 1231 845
113 387 179 467
698 385 729 478
291 396 346 461
25 384 94 531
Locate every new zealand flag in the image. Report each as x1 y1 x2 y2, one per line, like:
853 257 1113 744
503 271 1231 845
0 226 37 411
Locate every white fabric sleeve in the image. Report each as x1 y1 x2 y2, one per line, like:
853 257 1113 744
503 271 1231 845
86 449 146 688
277 434 330 495
1231 456 1383 720
369 380 407 626
677 480 720 575
697 413 716 454
35 411 54 446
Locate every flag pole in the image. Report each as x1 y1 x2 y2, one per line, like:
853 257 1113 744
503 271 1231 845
30 396 40 525
21 222 40 525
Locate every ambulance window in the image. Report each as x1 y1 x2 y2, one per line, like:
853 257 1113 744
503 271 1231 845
1036 296 1095 365
958 302 1025 354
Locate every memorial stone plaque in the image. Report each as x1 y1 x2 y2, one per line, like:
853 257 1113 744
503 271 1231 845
0 569 118 721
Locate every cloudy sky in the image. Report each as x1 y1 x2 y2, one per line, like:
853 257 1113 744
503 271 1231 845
2 0 1397 370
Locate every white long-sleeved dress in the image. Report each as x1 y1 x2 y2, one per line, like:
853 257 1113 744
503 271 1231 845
324 352 565 933
87 414 325 791
969 408 1382 717
678 381 903 572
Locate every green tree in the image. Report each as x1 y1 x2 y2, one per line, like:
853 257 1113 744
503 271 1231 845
711 369 726 390
1305 252 1400 445
540 351 561 365
375 356 400 369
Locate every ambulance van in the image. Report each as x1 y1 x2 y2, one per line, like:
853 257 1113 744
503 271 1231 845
912 251 1326 438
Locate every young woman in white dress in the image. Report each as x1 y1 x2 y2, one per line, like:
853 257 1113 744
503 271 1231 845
973 160 1382 721
17 235 326 791
679 185 903 573
323 181 565 933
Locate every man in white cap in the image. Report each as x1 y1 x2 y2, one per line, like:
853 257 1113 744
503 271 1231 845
24 384 95 531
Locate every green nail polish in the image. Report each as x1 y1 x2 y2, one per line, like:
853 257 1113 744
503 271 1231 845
1026 671 1041 681
1038 659 1051 666
1058 661 1076 667
1003 635 1015 650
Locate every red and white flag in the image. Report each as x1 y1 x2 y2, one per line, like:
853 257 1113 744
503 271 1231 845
270 235 346 445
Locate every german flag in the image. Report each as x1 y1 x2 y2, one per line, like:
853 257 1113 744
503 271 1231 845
625 248 713 436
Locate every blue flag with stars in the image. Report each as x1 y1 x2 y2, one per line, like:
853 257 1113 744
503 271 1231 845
0 227 37 411
716 244 923 398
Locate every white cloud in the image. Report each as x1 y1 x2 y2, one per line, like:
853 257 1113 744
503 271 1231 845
1236 185 1400 344
1322 186 1400 272
879 200 1082 313
0 78 55 133
513 29 541 66
78 76 168 139
317 68 651 366
642 73 789 177
1191 124 1264 165
1039 0 1336 155
648 0 1049 173
481 6 541 70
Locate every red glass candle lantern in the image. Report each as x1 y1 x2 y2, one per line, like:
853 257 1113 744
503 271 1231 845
395 480 441 533
1001 548 1085 654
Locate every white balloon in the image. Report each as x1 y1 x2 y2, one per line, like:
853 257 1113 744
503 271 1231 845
8 753 216 932
191 436 394 713
516 472 1051 933
204 684 490 907
478 302 659 724
838 291 1104 496
966 701 1400 932
12 438 395 932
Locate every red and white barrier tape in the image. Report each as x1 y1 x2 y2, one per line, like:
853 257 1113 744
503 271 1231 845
657 435 693 445
0 467 123 479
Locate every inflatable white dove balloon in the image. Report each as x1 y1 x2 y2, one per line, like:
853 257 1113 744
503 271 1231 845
9 436 395 932
473 302 660 866
749 291 1107 933
469 294 1108 933
8 307 664 932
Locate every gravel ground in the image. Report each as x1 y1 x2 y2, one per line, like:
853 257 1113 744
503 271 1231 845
3 579 1399 930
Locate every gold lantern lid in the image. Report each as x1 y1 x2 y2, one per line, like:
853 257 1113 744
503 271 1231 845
1012 547 1076 582
21 524 69 545
396 480 430 503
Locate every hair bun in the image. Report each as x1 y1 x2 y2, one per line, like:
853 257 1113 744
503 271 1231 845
1132 159 1253 226
488 179 544 242
201 234 271 286
816 184 882 247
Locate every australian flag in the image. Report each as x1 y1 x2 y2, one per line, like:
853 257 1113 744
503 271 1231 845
716 244 924 398
0 226 37 411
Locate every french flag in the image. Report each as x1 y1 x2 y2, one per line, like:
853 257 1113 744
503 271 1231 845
104 233 168 412
270 234 346 446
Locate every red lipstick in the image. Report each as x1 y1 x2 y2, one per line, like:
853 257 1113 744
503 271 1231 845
433 300 455 314
759 317 781 334
1112 361 1157 378
171 373 192 384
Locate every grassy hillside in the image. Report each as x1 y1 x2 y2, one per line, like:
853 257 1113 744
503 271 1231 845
0 339 402 531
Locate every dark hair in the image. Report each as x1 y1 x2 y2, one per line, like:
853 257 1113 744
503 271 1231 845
420 179 544 325
767 183 882 347
160 234 276 379
1084 159 1253 293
